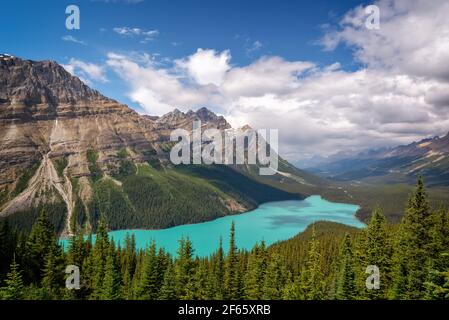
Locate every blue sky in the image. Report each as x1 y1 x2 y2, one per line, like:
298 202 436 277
1 0 366 110
2 0 448 161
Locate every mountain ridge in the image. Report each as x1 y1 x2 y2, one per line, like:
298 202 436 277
0 55 312 235
307 132 449 185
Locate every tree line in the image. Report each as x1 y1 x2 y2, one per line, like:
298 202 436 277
0 177 448 300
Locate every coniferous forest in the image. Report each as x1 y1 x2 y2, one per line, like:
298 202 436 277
0 177 448 300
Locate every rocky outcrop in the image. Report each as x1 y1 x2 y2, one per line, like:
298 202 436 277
0 56 158 189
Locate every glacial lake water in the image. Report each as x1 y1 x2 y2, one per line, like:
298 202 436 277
62 195 364 257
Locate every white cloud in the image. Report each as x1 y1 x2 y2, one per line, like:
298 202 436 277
105 50 449 160
106 52 223 115
321 0 449 81
101 0 449 161
246 40 263 54
62 35 86 45
113 27 159 43
175 49 232 86
222 56 314 98
62 58 108 83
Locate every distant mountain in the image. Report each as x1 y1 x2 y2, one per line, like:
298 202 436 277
306 133 449 186
0 55 320 235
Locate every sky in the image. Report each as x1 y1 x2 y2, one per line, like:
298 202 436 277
1 0 449 163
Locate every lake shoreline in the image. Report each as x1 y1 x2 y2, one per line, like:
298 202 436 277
61 195 364 257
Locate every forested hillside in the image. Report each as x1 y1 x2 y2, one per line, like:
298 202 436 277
0 177 448 300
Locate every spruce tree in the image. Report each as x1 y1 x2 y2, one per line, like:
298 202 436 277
159 263 177 300
428 209 449 276
67 228 86 267
90 218 109 299
336 234 356 300
244 243 266 299
131 251 145 299
392 177 434 299
212 238 225 299
138 241 159 299
24 209 57 283
224 222 240 299
100 241 120 300
301 225 325 299
425 253 449 299
357 207 392 299
425 208 449 299
0 257 24 300
262 252 288 300
0 219 15 279
174 237 195 299
41 246 64 299
192 262 212 300
120 234 136 299
81 234 95 298
282 276 302 300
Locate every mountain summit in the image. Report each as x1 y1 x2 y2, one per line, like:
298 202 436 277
0 56 105 107
0 56 310 235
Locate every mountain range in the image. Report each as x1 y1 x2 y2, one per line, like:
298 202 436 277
0 55 321 235
2 55 448 234
306 133 449 186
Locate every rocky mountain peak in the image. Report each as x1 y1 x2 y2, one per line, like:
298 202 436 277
0 56 134 123
156 108 187 123
156 107 231 130
192 107 222 122
0 53 15 60
240 124 253 131
0 55 107 107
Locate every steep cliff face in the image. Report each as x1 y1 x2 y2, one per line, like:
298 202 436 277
0 56 163 235
0 55 304 235
0 55 157 186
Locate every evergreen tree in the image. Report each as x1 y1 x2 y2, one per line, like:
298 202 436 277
425 253 449 299
137 241 160 299
41 246 64 299
121 234 136 299
336 234 356 300
427 209 449 285
0 219 16 279
301 225 325 300
90 218 109 299
425 209 449 299
262 252 288 300
67 228 86 267
224 222 240 299
192 262 212 300
282 276 302 300
174 237 195 299
0 257 24 300
244 243 267 299
23 209 57 283
357 207 392 299
1 176 449 301
131 251 144 299
211 238 225 299
100 241 120 300
159 262 177 300
80 233 94 298
392 177 435 299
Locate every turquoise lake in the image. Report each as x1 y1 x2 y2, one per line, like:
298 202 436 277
63 195 364 257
